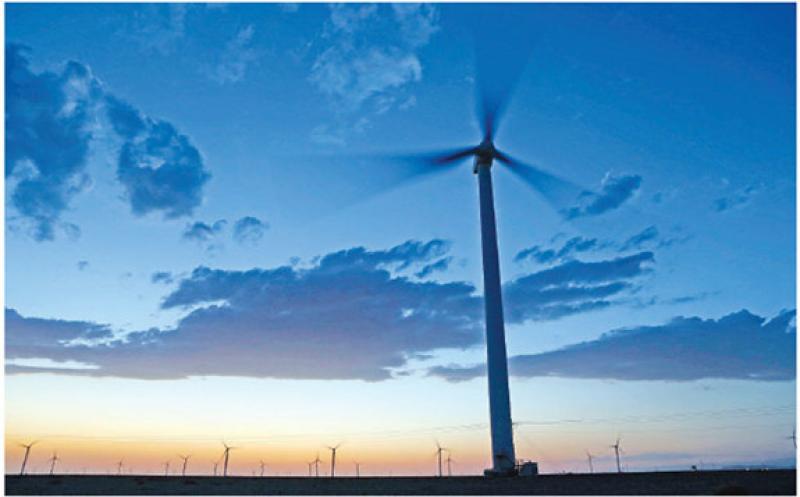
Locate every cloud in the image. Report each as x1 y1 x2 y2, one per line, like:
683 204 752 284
713 184 760 213
620 226 658 251
6 240 657 381
77 260 89 271
151 271 174 285
232 216 268 245
127 4 188 55
428 309 796 383
5 44 100 241
6 44 212 240
107 96 211 219
564 173 642 219
209 25 258 84
308 4 439 138
415 257 452 279
182 219 227 243
515 236 602 265
504 252 654 322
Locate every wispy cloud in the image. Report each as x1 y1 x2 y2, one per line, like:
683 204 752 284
151 271 175 285
182 219 227 243
713 183 761 213
209 25 258 84
126 4 188 55
564 173 642 219
428 309 796 383
308 4 439 143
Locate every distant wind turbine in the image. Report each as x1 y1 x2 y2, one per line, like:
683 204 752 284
353 461 361 478
222 442 237 477
435 441 448 478
178 454 191 476
788 429 797 449
116 459 124 476
259 460 266 477
47 452 60 476
446 452 455 477
586 451 594 474
163 461 170 476
213 460 219 477
313 453 322 478
326 443 342 478
18 441 38 475
610 437 623 473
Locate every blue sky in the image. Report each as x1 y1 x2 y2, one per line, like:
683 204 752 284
5 3 797 474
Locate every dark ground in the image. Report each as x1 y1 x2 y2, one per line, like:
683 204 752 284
5 469 796 495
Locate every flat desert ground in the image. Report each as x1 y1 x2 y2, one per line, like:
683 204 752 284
5 469 796 495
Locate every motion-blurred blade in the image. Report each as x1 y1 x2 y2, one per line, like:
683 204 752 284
495 153 584 213
474 22 537 141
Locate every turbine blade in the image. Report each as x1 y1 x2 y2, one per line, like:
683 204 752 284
495 153 583 213
474 19 537 141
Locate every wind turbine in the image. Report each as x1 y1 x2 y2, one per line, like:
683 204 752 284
434 442 448 478
18 441 38 475
259 460 266 477
307 461 314 477
788 429 797 449
586 451 594 474
213 460 219 477
178 454 191 476
610 437 623 473
222 442 237 477
163 460 170 476
47 452 60 476
116 459 124 476
326 443 342 478
446 452 455 477
313 453 322 478
352 35 579 477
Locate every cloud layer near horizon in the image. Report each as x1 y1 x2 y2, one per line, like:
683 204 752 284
428 309 796 383
6 240 653 381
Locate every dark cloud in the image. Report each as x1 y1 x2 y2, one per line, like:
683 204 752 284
6 44 212 240
620 226 659 251
5 308 114 360
414 257 452 278
6 241 653 381
182 220 227 243
151 271 174 285
5 44 100 241
232 216 268 245
515 236 601 265
110 99 211 219
77 260 89 271
713 184 760 213
505 251 654 322
564 173 642 219
428 309 796 383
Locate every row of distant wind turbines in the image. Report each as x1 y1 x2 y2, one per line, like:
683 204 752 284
15 440 458 478
26 430 791 477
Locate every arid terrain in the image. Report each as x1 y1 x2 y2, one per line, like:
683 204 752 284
5 469 796 495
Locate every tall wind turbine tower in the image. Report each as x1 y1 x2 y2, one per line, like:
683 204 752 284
163 461 170 476
18 441 37 475
353 461 361 478
352 30 575 475
586 451 594 474
446 453 454 477
259 460 266 477
116 459 124 476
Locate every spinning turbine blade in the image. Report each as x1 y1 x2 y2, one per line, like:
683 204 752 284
495 153 583 211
